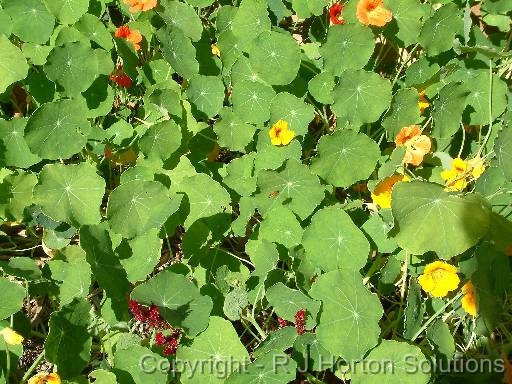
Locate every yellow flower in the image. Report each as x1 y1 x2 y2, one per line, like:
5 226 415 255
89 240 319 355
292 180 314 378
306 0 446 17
371 174 410 209
461 281 477 317
28 373 61 384
269 120 295 146
418 261 460 297
211 43 220 57
418 90 429 115
0 327 24 345
440 157 486 192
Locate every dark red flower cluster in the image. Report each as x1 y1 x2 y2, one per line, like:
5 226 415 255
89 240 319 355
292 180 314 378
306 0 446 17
277 316 289 328
329 3 345 25
128 300 170 329
109 64 132 88
295 309 306 335
155 329 182 356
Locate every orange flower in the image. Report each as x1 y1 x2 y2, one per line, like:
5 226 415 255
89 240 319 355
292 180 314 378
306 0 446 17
461 281 477 317
124 0 157 13
115 25 142 51
371 174 410 209
395 125 431 166
356 0 392 27
28 373 61 384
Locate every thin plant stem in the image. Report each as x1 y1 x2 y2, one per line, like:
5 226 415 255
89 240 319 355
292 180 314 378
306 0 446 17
21 350 46 383
477 59 494 158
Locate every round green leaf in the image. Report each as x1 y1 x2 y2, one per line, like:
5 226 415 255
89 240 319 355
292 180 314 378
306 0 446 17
418 3 462 56
34 162 105 227
157 27 199 79
270 92 315 136
466 71 508 126
107 180 177 238
157 0 203 42
388 0 427 47
320 24 375 76
310 268 383 360
308 71 335 105
177 317 250 384
227 350 297 384
249 31 301 85
258 206 303 248
351 340 431 384
391 181 491 258
382 88 422 138
431 82 470 138
178 173 231 228
44 42 112 95
24 99 88 160
187 75 225 118
139 120 182 161
332 70 392 126
0 171 38 221
44 0 90 24
0 118 40 168
0 35 29 94
232 80 276 124
3 0 55 44
0 277 25 319
75 13 114 50
232 0 271 47
494 123 512 181
302 206 370 271
114 345 167 384
221 154 257 196
311 129 380 188
213 107 257 152
81 77 115 118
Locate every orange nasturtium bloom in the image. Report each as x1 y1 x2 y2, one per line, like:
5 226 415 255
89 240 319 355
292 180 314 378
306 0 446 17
418 261 460 297
28 373 61 384
0 327 24 345
440 156 485 192
418 90 430 115
395 125 432 166
356 0 392 27
124 0 157 13
371 174 410 209
269 120 295 146
461 281 477 317
115 26 143 51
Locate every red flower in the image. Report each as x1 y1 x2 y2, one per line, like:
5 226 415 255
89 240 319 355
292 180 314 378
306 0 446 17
110 65 133 88
155 332 167 346
163 337 178 356
295 309 306 335
277 317 288 328
329 3 345 25
104 144 112 160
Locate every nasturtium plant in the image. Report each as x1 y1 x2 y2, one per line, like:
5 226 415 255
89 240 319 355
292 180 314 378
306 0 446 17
1 0 512 383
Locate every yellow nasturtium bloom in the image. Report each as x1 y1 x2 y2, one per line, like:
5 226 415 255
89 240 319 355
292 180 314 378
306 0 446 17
371 174 410 209
211 43 220 57
28 373 61 384
461 281 477 317
440 156 486 192
0 327 24 345
269 120 295 146
418 261 460 297
418 90 430 115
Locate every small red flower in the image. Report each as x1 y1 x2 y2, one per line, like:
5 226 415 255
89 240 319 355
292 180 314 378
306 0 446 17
277 317 288 328
104 144 112 160
163 337 178 356
295 309 306 335
329 3 345 25
110 65 133 88
155 332 167 346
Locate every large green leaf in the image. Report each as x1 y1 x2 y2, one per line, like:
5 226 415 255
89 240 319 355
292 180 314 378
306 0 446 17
391 181 491 258
178 173 231 228
75 13 113 50
44 42 111 95
321 24 375 76
0 35 29 94
231 80 276 124
231 0 270 47
187 75 225 118
158 0 203 42
114 345 167 383
494 123 512 181
432 82 470 138
0 118 40 168
24 99 88 160
465 71 508 126
332 70 392 126
258 206 303 248
0 277 25 319
310 129 380 188
131 270 213 336
418 3 462 56
213 108 257 152
157 27 199 79
255 159 325 220
382 88 422 138
48 259 91 307
107 180 178 238
34 162 105 227
310 269 383 360
44 299 92 378
302 206 370 272
248 31 301 85
44 0 89 24
0 171 38 221
3 0 55 44
308 71 335 105
139 120 182 161
388 0 426 47
177 317 249 384
227 350 297 383
351 340 431 384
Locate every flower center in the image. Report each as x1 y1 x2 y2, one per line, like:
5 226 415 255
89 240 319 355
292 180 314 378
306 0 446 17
432 268 446 281
275 127 282 137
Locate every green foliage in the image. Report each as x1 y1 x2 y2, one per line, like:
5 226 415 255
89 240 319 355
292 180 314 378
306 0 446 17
1 0 511 382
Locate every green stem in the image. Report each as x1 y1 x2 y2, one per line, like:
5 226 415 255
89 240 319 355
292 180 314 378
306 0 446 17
391 44 419 87
21 350 45 383
411 291 463 342
477 59 494 158
243 314 266 340
3 339 10 383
